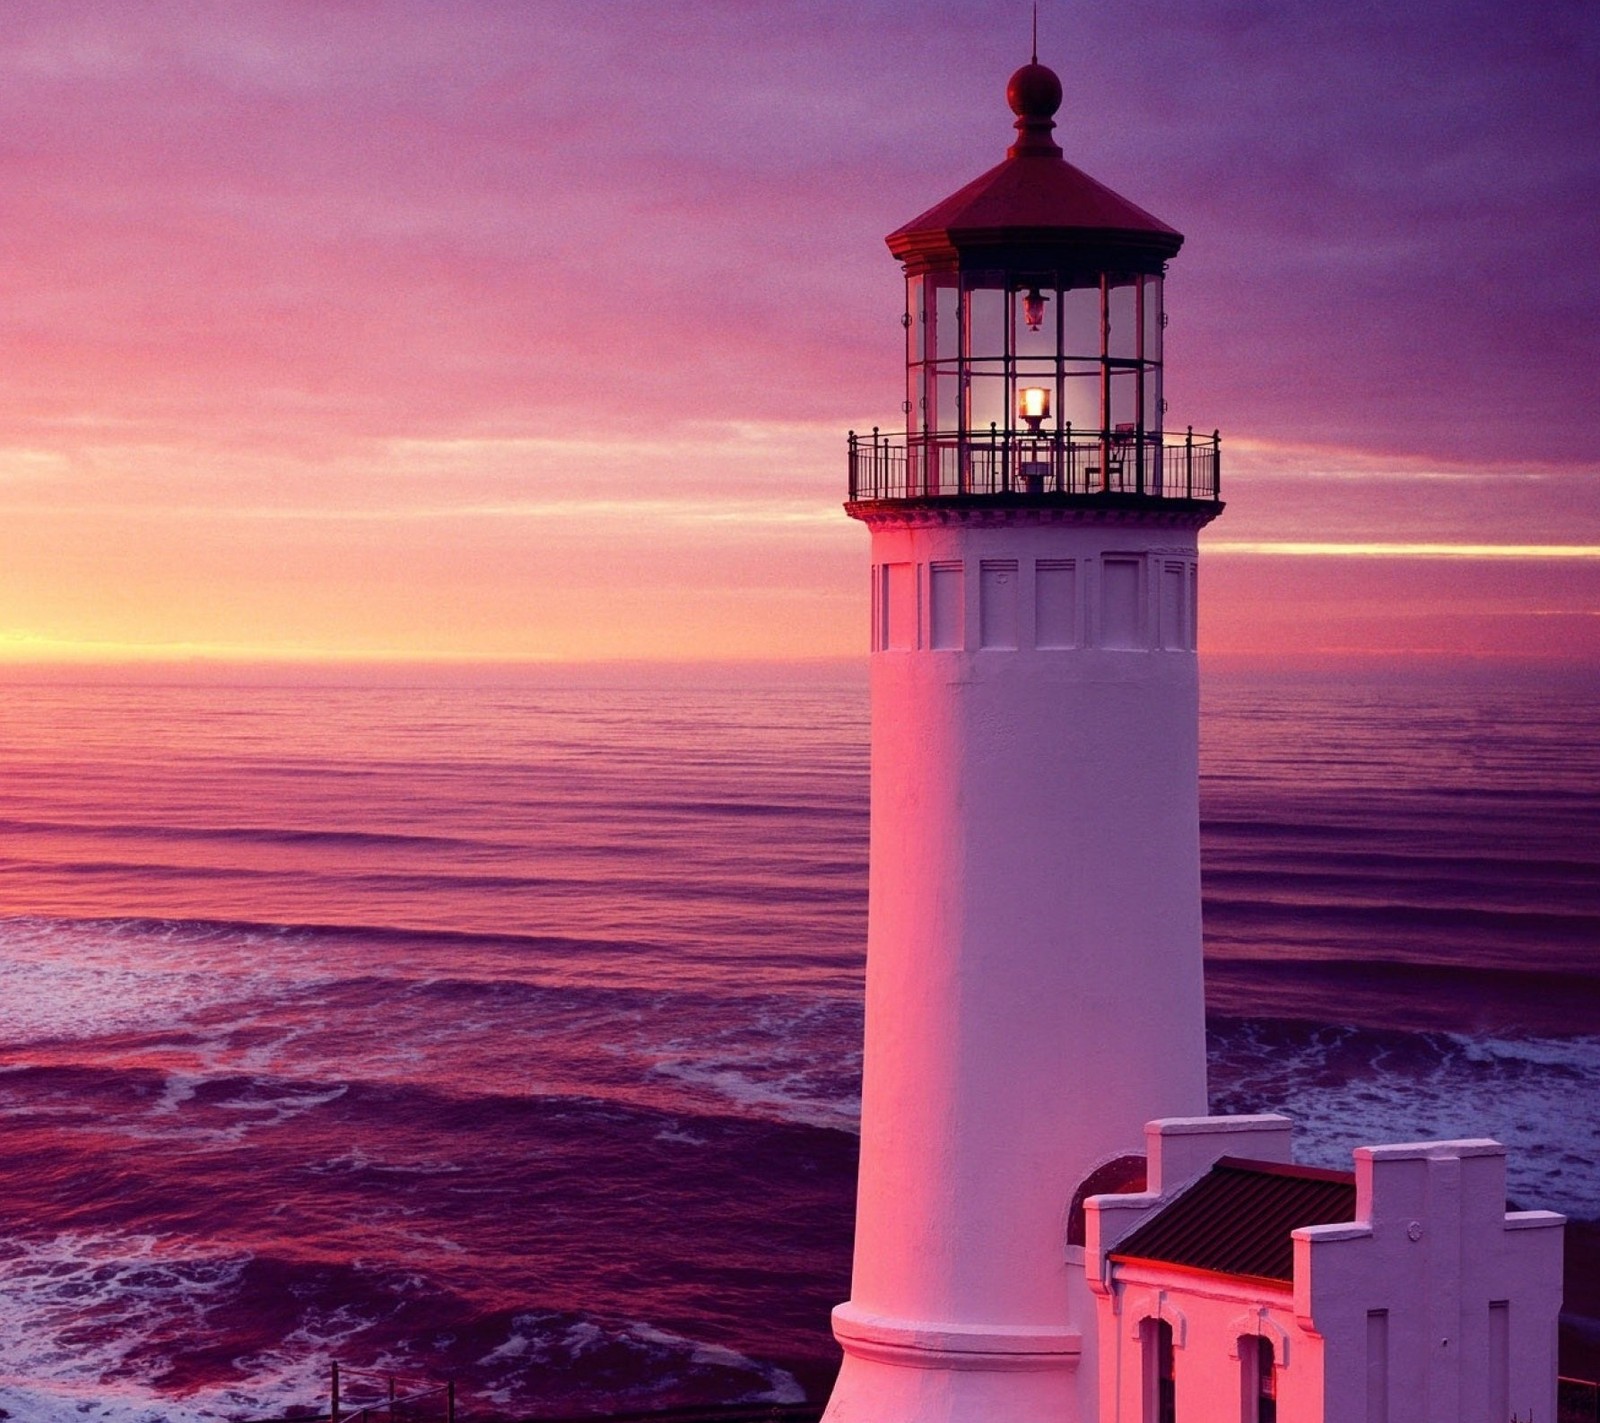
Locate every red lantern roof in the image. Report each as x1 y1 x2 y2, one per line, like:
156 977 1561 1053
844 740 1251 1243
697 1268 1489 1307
887 61 1183 272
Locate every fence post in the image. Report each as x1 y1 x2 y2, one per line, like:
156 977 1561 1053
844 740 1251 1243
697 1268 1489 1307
331 1362 340 1423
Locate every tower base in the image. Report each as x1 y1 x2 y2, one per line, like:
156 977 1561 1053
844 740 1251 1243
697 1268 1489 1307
823 1305 1083 1423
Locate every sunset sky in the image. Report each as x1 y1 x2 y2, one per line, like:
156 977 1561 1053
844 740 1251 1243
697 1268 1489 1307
1 0 1596 671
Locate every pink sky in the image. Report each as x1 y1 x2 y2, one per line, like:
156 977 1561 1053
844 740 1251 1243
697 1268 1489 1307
1 1 1596 668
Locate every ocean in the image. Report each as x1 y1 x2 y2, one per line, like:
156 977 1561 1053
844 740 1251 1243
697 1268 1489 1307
0 666 1596 1421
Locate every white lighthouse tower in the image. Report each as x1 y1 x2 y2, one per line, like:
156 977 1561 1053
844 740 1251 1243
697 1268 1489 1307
823 55 1223 1423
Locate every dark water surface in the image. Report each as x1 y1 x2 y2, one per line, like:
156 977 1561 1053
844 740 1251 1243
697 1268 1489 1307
0 669 1595 1420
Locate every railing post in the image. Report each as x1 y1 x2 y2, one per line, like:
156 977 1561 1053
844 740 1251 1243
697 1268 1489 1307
331 1362 341 1423
871 426 882 497
1184 426 1193 500
847 430 857 501
1212 429 1221 498
989 422 999 495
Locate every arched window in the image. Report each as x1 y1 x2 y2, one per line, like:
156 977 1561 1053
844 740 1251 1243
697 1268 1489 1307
1141 1317 1176 1423
1239 1335 1277 1423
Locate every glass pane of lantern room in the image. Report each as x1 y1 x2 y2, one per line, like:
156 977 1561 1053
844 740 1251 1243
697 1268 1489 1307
965 277 1006 361
1143 364 1163 437
908 277 926 434
933 275 960 361
968 369 1007 434
1061 364 1099 431
1061 283 1099 360
1141 274 1163 367
935 367 960 435
1107 278 1138 361
1109 368 1139 437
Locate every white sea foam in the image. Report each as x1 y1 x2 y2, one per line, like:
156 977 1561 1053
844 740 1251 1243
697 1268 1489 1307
95 1076 350 1153
0 1226 425 1423
474 1312 804 1411
0 916 319 1050
628 1321 807 1402
0 1231 303 1423
0 943 234 1047
308 1145 466 1177
637 995 863 1132
1213 1024 1600 1218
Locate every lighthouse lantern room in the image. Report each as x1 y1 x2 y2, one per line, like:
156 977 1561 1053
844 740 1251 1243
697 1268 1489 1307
848 60 1219 507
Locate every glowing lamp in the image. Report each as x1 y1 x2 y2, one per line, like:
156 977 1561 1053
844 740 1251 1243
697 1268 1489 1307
1022 286 1048 332
1018 385 1051 433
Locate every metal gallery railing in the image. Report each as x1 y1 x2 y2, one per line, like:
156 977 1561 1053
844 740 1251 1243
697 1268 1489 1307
847 426 1220 503
1561 1375 1600 1423
330 1363 455 1422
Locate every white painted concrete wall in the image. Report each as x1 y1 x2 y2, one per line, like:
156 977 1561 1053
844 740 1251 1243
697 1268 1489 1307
1086 1116 1301 1423
1096 1262 1308 1423
1297 1139 1565 1423
825 510 1214 1423
1083 1120 1565 1423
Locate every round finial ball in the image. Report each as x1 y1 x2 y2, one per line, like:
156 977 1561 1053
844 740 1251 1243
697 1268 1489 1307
1007 62 1062 119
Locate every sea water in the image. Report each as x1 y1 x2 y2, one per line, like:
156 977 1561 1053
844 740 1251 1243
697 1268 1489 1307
0 668 1595 1421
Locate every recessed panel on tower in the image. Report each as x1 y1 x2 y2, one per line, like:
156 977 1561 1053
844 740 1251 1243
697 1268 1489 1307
979 561 1019 649
930 562 964 650
1035 560 1079 649
882 562 917 650
1100 556 1144 649
1160 561 1187 651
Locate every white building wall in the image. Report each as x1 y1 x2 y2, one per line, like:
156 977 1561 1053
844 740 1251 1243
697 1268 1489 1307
1296 1140 1565 1423
1083 1123 1565 1423
1086 1117 1300 1423
1095 1264 1312 1423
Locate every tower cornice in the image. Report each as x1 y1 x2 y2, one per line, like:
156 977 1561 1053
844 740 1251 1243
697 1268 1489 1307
845 497 1223 532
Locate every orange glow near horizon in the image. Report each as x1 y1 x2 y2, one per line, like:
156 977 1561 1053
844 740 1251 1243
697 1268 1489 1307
3 422 1596 670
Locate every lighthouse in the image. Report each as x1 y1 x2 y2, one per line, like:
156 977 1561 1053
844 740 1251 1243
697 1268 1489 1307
823 55 1223 1423
821 48 1568 1423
